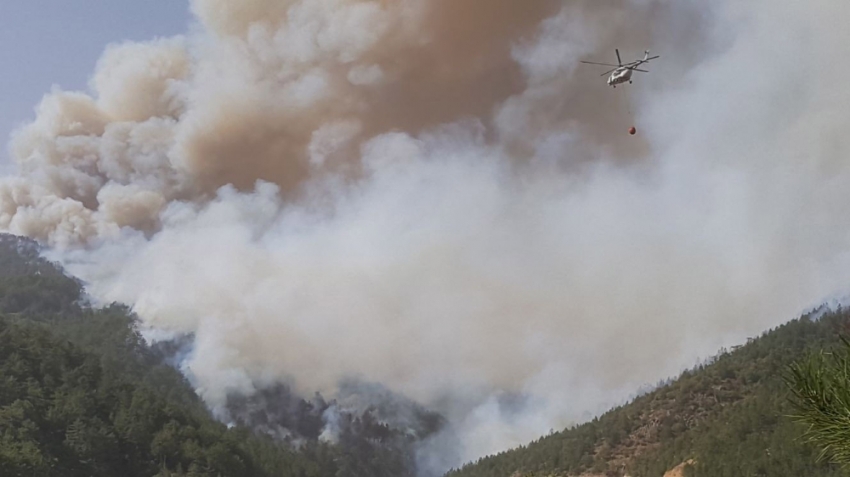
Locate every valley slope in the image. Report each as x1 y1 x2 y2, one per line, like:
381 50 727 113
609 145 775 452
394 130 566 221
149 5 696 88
446 307 848 477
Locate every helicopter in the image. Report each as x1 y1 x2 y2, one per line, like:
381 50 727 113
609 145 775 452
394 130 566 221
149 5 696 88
581 49 659 88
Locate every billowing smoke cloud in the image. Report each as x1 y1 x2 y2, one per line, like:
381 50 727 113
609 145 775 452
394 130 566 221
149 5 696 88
3 0 850 473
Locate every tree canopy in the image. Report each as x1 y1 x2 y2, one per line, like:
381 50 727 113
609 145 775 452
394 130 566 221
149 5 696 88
786 335 850 470
448 310 849 477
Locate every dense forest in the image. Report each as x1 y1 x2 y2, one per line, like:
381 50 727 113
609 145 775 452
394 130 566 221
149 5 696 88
447 306 850 477
0 233 437 477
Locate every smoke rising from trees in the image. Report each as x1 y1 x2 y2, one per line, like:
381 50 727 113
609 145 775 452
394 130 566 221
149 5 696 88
2 0 849 473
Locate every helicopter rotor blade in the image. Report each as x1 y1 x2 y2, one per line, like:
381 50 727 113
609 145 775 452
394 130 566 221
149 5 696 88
616 49 622 66
628 55 659 67
600 68 619 76
580 61 621 67
632 68 650 73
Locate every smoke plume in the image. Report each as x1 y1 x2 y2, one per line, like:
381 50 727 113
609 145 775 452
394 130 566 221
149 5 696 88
3 0 850 473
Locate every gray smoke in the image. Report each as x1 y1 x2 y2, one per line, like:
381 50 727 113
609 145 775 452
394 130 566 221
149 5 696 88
3 0 850 473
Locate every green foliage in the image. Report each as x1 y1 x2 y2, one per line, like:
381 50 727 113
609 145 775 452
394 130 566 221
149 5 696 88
786 335 850 469
0 234 331 477
0 234 443 477
0 313 329 477
448 310 850 477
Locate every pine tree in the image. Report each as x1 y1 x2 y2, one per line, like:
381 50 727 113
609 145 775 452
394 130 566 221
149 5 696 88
786 336 850 468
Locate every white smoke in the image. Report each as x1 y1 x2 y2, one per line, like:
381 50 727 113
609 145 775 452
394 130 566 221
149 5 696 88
5 0 850 473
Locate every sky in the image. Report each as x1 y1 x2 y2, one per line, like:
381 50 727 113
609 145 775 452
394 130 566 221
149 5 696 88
0 1 190 164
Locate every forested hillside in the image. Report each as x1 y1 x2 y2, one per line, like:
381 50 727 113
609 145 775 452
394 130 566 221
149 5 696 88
447 308 850 477
0 234 336 476
0 233 436 477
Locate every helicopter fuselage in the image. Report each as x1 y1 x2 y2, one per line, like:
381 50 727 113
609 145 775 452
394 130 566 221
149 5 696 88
607 67 633 86
581 49 658 88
